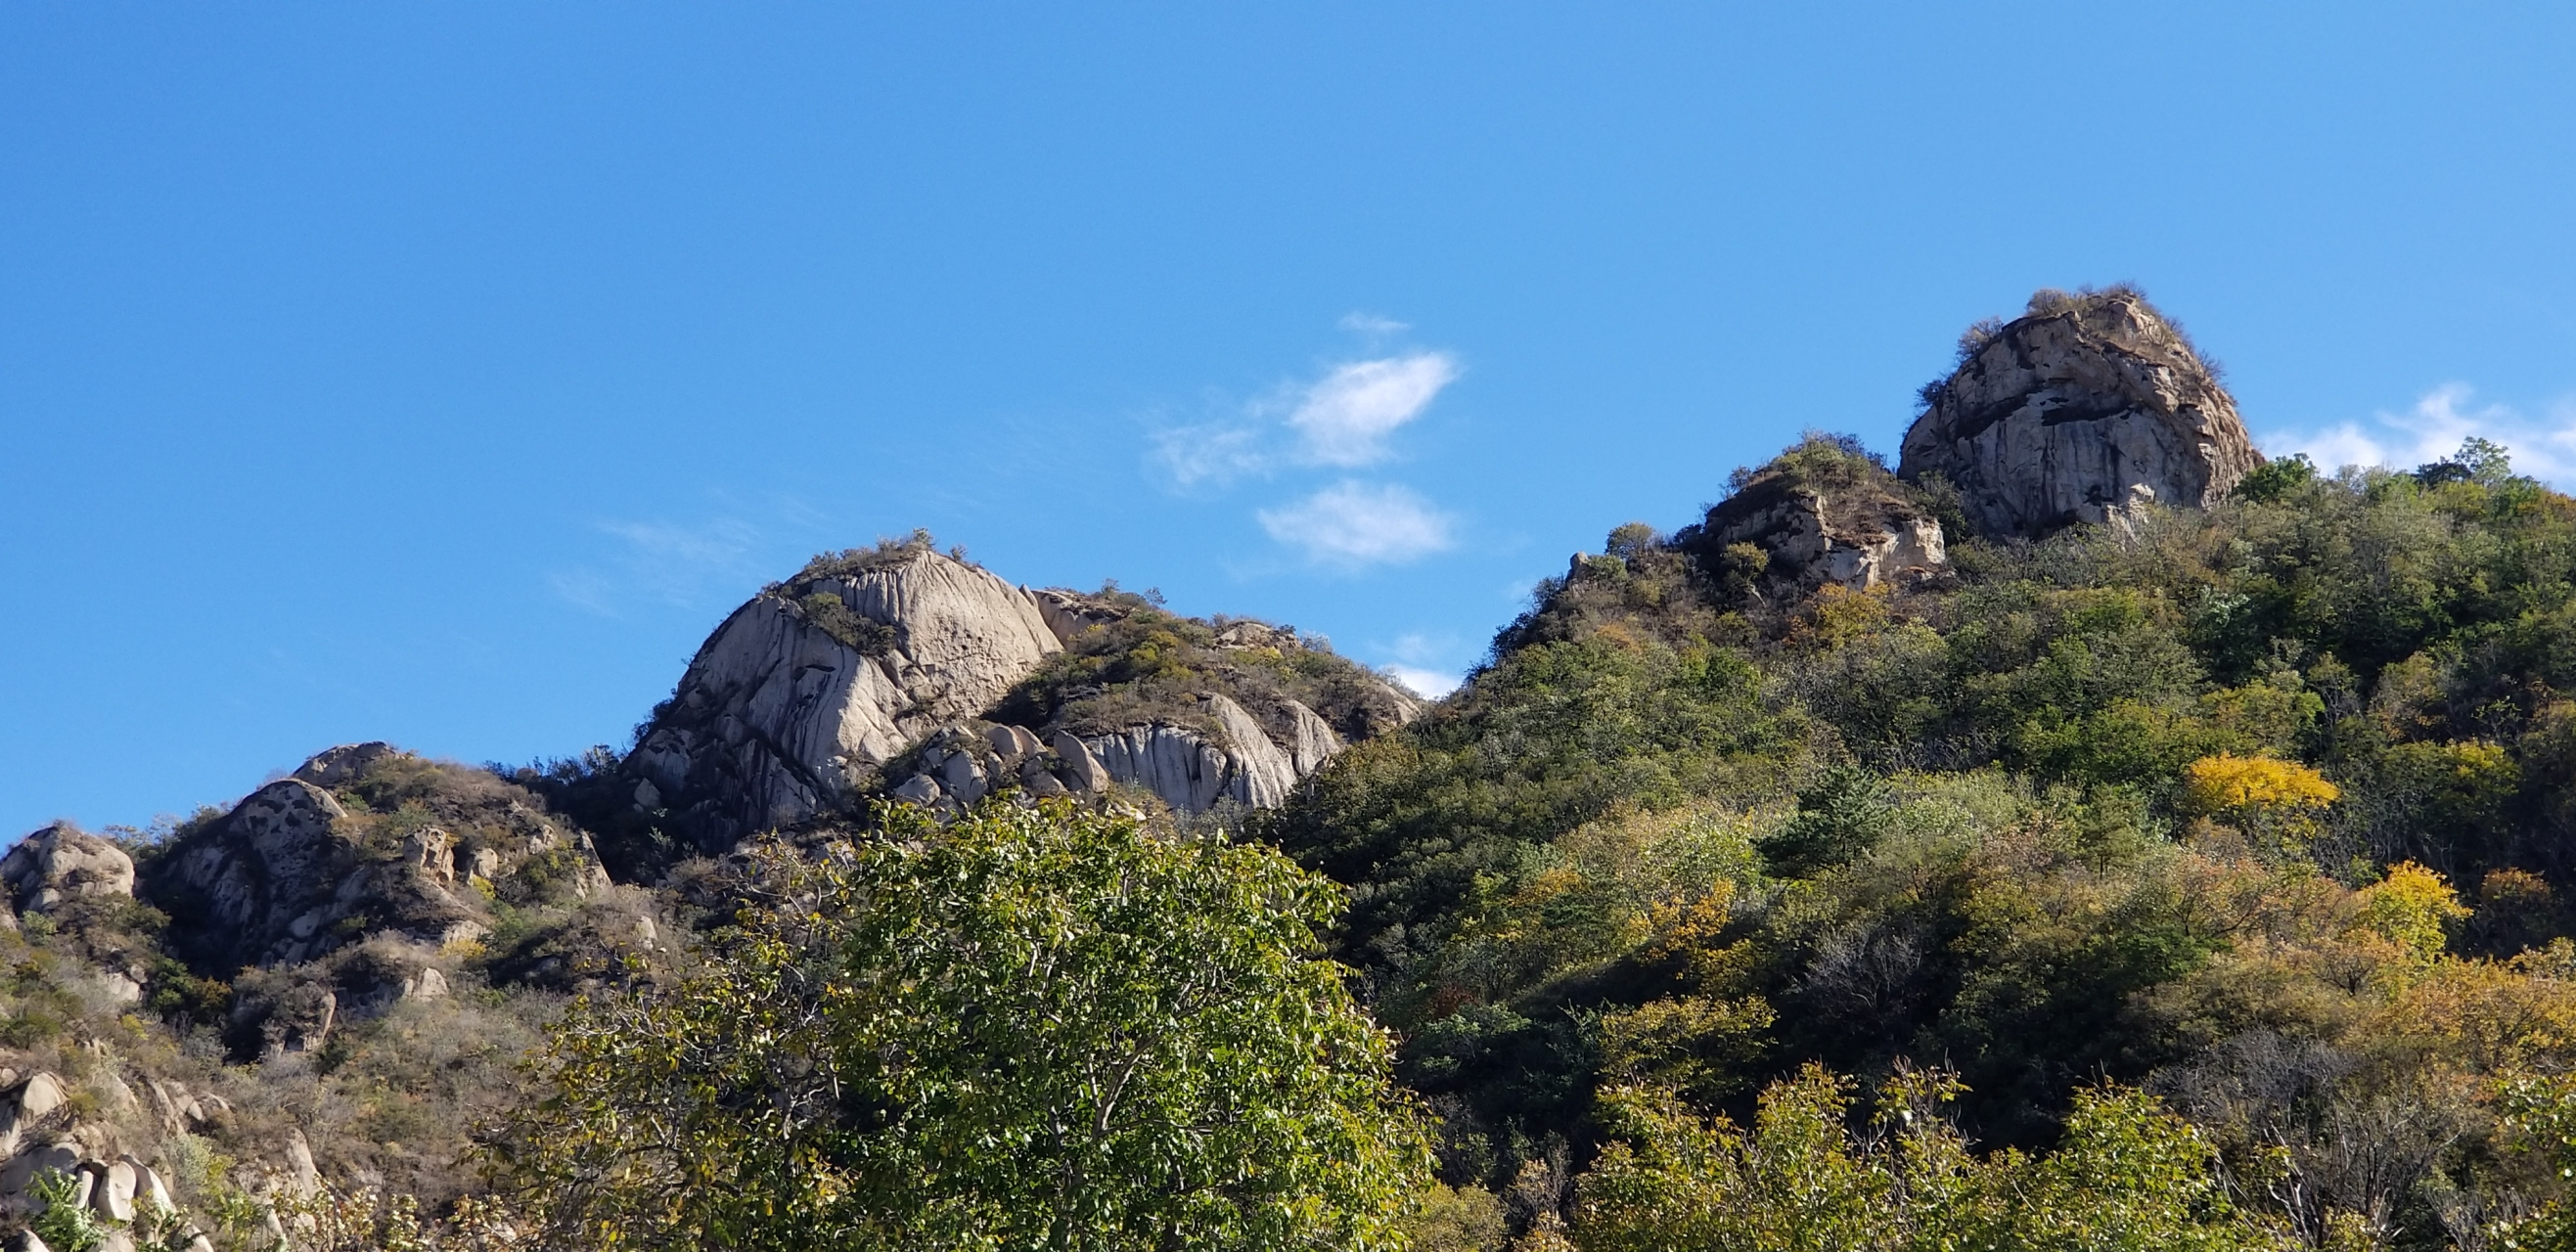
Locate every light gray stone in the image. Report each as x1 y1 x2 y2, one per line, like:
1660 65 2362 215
939 751 988 805
1079 693 1307 814
15 1072 68 1122
1281 700 1346 778
92 1158 135 1222
1052 733 1108 794
1 824 136 913
626 549 1062 846
1901 289 2262 538
291 742 395 788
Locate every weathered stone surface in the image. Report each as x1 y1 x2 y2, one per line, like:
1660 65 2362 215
92 1157 135 1222
1204 694 1299 809
1699 483 1946 593
1282 700 1346 778
1030 588 1121 645
1901 288 2261 537
627 548 1062 848
0 1140 77 1196
1053 733 1108 795
2 824 136 914
159 779 353 968
1084 725 1235 814
1081 693 1309 814
16 1073 68 1122
292 742 395 789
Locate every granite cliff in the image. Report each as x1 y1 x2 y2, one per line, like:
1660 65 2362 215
620 537 1420 850
1900 285 2262 537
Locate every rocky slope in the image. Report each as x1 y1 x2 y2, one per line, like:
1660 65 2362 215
1900 286 2262 537
0 282 2300 1248
1 745 662 1248
624 540 1065 849
1675 434 1948 599
622 537 1420 844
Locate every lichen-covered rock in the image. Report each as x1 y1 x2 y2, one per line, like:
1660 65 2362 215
2 823 135 914
626 545 1062 849
1901 287 2261 537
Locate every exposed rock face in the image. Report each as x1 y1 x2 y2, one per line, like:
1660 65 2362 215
1 823 135 914
1696 479 1947 593
626 547 1062 848
293 741 395 788
156 778 362 970
1900 289 2262 537
146 747 601 987
879 692 1352 817
1087 693 1310 812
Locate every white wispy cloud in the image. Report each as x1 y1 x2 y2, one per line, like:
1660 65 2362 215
1287 353 1462 468
1384 665 1463 699
1151 349 1462 487
1338 311 1413 336
1152 422 1270 489
2266 384 2576 486
1376 631 1468 699
1257 480 1456 568
551 515 765 615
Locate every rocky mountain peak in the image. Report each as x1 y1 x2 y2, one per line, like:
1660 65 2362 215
1900 286 2262 538
621 541 1421 845
623 540 1064 850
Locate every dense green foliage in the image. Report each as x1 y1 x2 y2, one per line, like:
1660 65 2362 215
1254 434 2576 1247
489 800 1432 1252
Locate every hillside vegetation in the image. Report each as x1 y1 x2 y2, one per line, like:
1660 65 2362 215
1262 433 2576 1247
15 293 2576 1251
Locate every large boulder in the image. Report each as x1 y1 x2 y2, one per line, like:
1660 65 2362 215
1 824 135 915
145 747 584 980
881 693 1349 816
626 544 1064 848
1900 287 2261 538
154 779 358 970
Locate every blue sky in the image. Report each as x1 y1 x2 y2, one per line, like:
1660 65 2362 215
5 5 2573 836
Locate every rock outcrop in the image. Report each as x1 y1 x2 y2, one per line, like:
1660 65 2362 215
627 544 1423 834
141 745 624 1056
1695 476 1946 594
625 544 1063 848
1900 287 2262 538
1676 435 1950 598
877 691 1349 817
1 1069 214 1250
2 824 136 916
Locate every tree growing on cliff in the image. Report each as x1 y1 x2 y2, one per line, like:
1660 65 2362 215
486 800 1433 1252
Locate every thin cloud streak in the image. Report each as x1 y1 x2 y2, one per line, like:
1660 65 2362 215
1257 480 1456 568
551 515 766 615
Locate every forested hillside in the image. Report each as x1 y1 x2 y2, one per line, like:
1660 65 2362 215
1269 429 2576 1246
11 289 2576 1250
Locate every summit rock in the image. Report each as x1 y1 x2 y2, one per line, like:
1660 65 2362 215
1900 287 2262 538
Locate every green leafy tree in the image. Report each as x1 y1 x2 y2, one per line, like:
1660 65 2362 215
1572 1064 2301 1252
488 799 1433 1252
